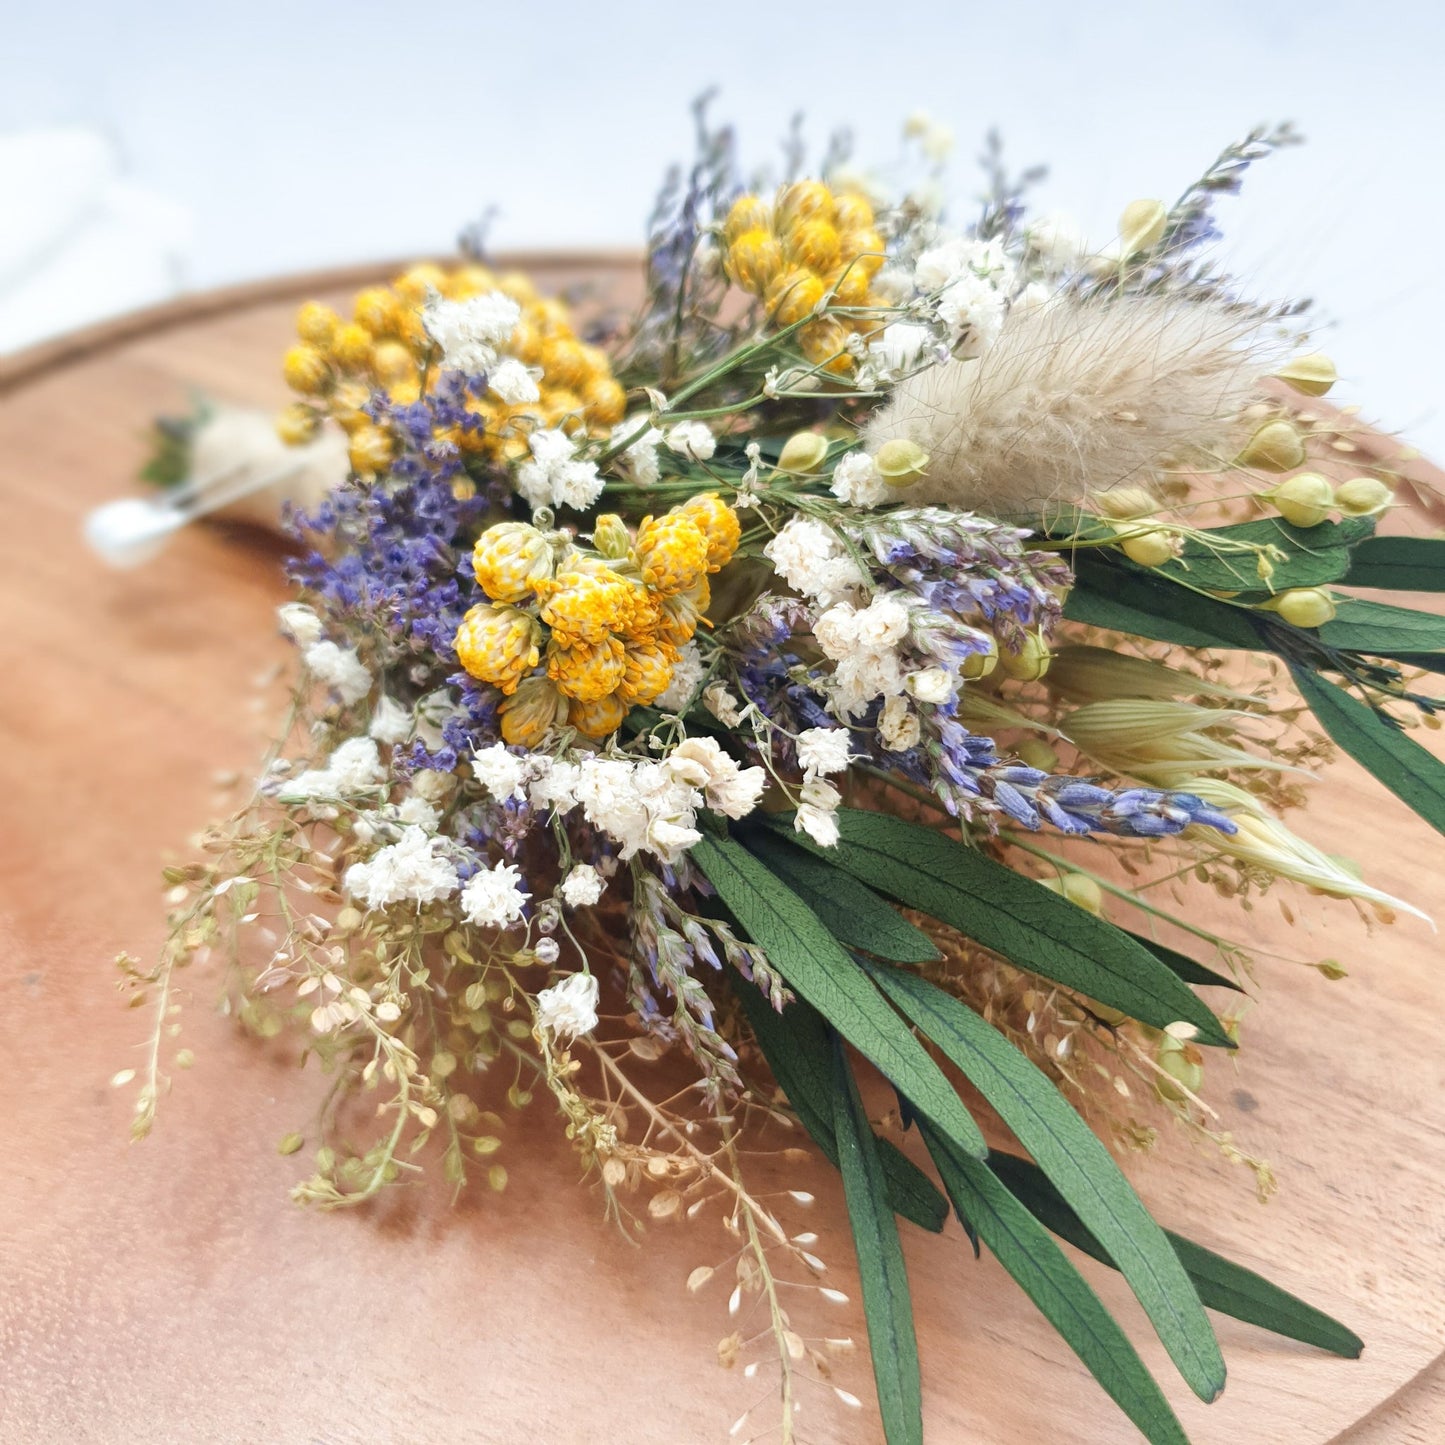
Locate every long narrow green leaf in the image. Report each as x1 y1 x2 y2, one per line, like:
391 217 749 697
1289 664 1445 836
1342 535 1445 592
833 1036 924 1445
989 1153 1363 1359
741 827 940 963
1128 933 1243 993
1064 553 1262 649
1319 598 1445 655
868 964 1224 1403
1157 515 1372 594
768 810 1234 1048
692 833 986 1159
731 969 949 1232
920 1124 1189 1445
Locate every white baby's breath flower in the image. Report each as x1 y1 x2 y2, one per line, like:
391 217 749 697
1025 213 1087 270
559 864 605 908
284 737 386 799
611 417 663 485
905 667 952 704
344 826 459 910
471 742 528 802
515 428 603 513
666 737 767 820
665 420 716 461
656 641 706 713
369 695 413 745
488 356 541 406
763 518 866 606
936 271 1007 352
535 971 600 1041
795 777 843 848
867 321 933 379
879 694 921 751
410 768 456 805
277 602 323 649
830 451 888 508
395 795 440 830
703 682 745 727
303 640 372 706
528 758 581 812
796 727 853 778
460 861 530 927
423 291 522 373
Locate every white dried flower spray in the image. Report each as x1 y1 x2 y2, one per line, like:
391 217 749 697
535 972 600 1041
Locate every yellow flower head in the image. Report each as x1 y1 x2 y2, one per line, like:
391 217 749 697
282 344 330 395
634 513 710 597
657 576 710 649
677 493 741 572
499 675 567 748
619 640 675 706
536 567 641 646
568 692 628 739
295 301 340 348
547 635 627 702
455 603 542 696
472 522 554 603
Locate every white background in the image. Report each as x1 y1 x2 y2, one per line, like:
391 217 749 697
3 1 1443 457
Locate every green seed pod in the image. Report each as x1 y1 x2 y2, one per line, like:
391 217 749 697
1334 475 1393 517
1118 527 1178 568
1274 352 1337 397
1118 198 1167 255
1015 737 1060 772
1040 872 1104 915
960 634 999 679
1155 1034 1205 1100
776 430 830 474
1093 485 1158 520
1272 587 1337 628
591 513 632 560
998 631 1052 681
1238 419 1307 473
1268 472 1335 528
873 437 930 487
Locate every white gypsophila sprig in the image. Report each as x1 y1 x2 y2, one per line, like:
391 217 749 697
559 863 605 908
471 742 529 802
515 428 604 513
422 290 522 374
796 727 853 779
665 420 717 461
609 417 664 485
343 826 459 910
830 451 889 509
535 971 600 1041
369 695 413 745
303 640 372 706
762 517 866 607
460 861 530 927
282 737 387 799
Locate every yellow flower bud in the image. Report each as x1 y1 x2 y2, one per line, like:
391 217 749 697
547 635 627 702
499 675 566 747
282 344 331 395
874 438 929 488
455 603 542 695
1093 485 1158 520
1014 737 1060 772
329 322 374 372
582 376 627 427
275 402 320 447
838 228 887 278
1118 527 1179 568
999 632 1051 681
1334 475 1393 517
1273 352 1337 397
1039 872 1104 915
723 194 772 247
347 424 393 478
678 492 742 570
961 634 1000 680
371 339 416 386
833 192 875 234
722 228 783 297
391 263 450 305
1268 471 1334 528
1237 419 1307 473
783 218 842 273
329 378 373 434
619 639 675 705
568 691 629 739
1118 198 1167 255
766 269 826 327
774 180 836 233
776 431 830 474
472 522 554 602
591 513 632 561
296 301 340 348
634 512 710 597
353 285 401 337
1271 587 1337 629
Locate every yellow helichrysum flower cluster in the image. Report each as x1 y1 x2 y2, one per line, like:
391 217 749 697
454 494 740 744
721 181 887 373
277 263 626 475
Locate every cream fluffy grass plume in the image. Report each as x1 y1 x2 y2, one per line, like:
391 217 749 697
865 293 1276 519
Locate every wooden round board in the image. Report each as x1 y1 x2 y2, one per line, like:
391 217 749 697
3 258 1444 1444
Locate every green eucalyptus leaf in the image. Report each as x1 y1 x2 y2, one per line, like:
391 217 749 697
1156 515 1372 594
833 1036 925 1445
1342 535 1445 592
731 969 948 1233
741 827 940 963
989 1153 1363 1359
692 833 986 1158
1318 599 1445 655
868 964 1224 1404
920 1125 1189 1445
1289 664 1445 836
1128 933 1243 992
767 810 1234 1048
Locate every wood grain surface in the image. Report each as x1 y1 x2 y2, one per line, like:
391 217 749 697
2 258 1444 1445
